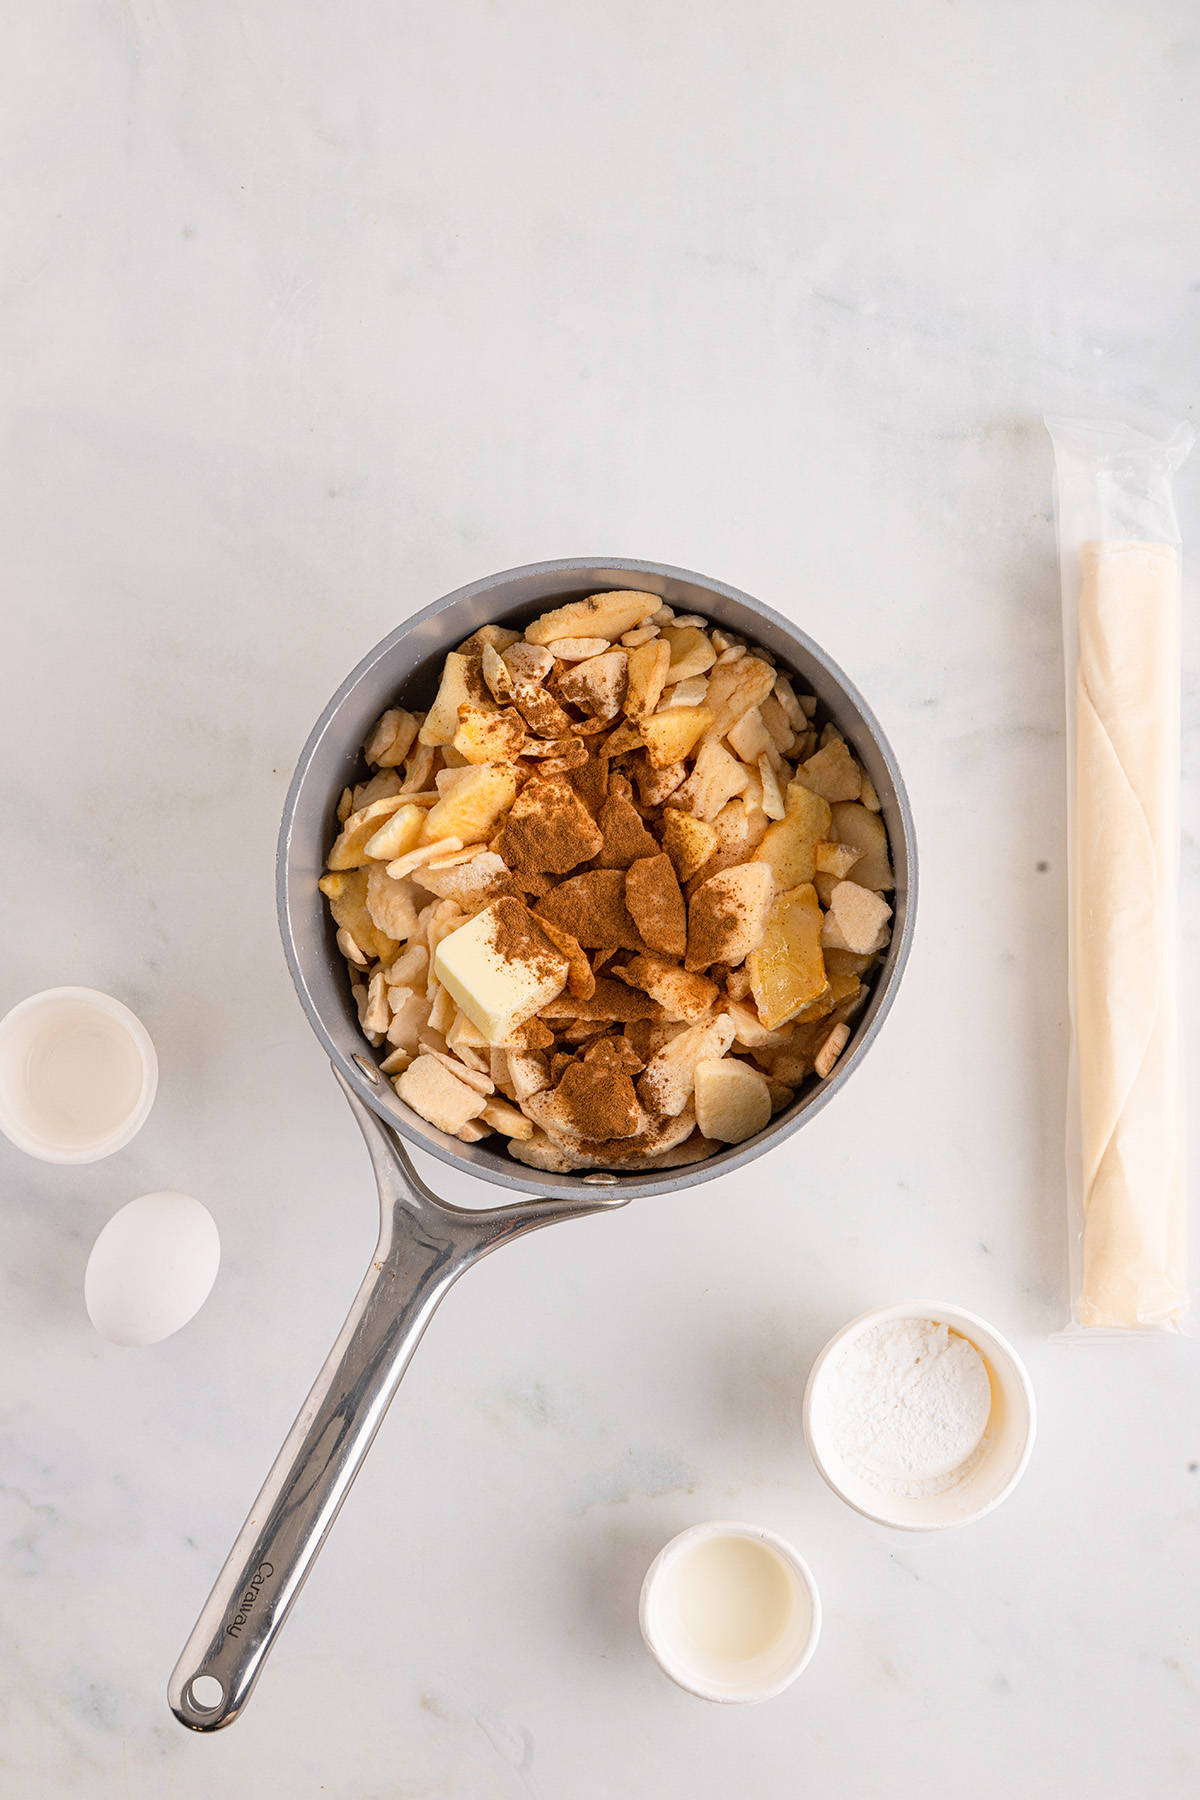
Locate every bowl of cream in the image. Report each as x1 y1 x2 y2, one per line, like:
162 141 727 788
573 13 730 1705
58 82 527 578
802 1302 1036 1530
639 1521 821 1703
0 986 158 1164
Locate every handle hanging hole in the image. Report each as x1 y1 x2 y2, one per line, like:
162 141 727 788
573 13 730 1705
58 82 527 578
189 1675 224 1711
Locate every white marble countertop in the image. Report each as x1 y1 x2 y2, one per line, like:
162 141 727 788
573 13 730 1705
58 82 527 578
3 2 1198 1794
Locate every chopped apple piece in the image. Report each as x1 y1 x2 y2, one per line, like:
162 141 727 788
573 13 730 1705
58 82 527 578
551 637 611 661
507 1129 575 1172
670 740 752 822
624 638 672 719
389 999 425 1049
819 880 892 955
814 1022 851 1080
525 589 660 644
386 942 429 987
660 808 718 882
336 926 369 966
386 837 465 880
395 1053 488 1134
771 672 806 729
327 794 410 869
456 624 522 657
452 702 527 764
758 692 795 752
686 796 770 892
748 882 829 1029
418 764 518 843
481 1096 534 1140
661 625 717 684
411 849 511 907
722 999 789 1049
630 751 687 806
555 649 628 718
512 684 574 739
625 853 687 959
426 1048 493 1096
365 866 421 942
726 708 773 764
503 641 555 683
753 782 831 889
398 742 437 794
794 738 862 803
420 653 483 745
320 868 400 964
362 801 428 862
702 655 776 741
694 1057 772 1143
822 947 874 979
757 754 786 820
365 708 419 768
663 674 709 709
637 1013 735 1117
507 1050 551 1102
447 1007 491 1055
829 801 894 891
813 839 861 878
614 954 719 1022
641 704 714 768
481 642 514 702
535 915 596 999
685 863 775 971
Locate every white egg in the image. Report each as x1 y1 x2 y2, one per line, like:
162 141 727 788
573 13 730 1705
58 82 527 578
85 1191 220 1346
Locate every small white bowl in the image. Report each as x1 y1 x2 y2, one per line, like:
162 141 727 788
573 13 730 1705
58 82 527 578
638 1520 821 1703
803 1302 1036 1531
0 987 158 1164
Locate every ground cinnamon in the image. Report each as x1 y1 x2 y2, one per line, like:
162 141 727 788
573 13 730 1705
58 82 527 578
567 755 609 814
495 775 603 877
596 775 659 868
683 884 742 970
541 975 662 1023
535 869 646 953
553 1060 640 1140
624 852 686 957
582 1035 645 1074
509 1021 553 1053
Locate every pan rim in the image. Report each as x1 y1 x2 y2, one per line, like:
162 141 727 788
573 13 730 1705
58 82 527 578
276 556 918 1200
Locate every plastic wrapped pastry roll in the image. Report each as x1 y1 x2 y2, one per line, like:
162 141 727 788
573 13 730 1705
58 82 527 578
1075 540 1184 1326
1047 418 1193 1331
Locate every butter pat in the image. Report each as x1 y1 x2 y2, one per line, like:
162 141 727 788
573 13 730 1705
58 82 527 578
433 898 568 1045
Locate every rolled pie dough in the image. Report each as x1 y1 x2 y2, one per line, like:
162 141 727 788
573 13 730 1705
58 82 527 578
1075 540 1186 1327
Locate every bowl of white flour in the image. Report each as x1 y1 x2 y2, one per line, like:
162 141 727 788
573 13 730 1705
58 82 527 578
802 1303 1035 1530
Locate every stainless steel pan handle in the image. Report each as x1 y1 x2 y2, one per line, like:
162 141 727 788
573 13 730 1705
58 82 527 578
168 1071 625 1731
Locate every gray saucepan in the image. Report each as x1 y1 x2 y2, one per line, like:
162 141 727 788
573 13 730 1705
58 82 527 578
169 557 916 1730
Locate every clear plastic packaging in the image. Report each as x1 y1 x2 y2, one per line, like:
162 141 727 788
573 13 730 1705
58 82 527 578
1046 417 1193 1333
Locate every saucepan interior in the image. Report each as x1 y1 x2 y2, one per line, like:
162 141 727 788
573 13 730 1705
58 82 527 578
277 559 917 1200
